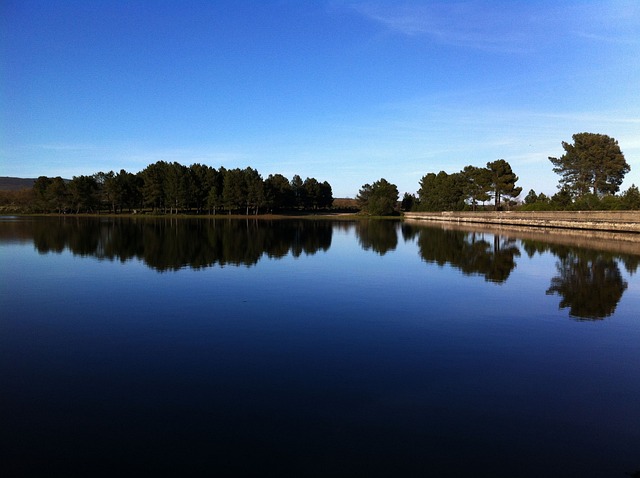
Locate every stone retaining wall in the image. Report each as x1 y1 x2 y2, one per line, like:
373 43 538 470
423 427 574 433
404 211 640 234
405 211 640 233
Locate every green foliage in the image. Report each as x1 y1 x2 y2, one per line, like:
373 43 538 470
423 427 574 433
189 163 217 214
302 177 320 209
487 159 522 210
519 184 640 211
31 176 69 212
401 192 416 211
222 168 247 213
549 132 630 198
549 187 573 209
163 162 190 214
520 190 555 210
264 173 294 211
140 161 167 211
290 175 305 208
521 186 640 211
417 171 466 211
319 181 334 209
22 131 638 215
621 184 640 210
94 169 141 213
244 167 265 215
599 195 625 211
206 166 225 214
524 189 538 205
462 165 492 210
302 177 333 210
417 161 519 212
265 174 331 211
33 176 53 207
570 193 601 211
520 202 555 211
68 175 99 213
357 178 399 216
29 160 333 215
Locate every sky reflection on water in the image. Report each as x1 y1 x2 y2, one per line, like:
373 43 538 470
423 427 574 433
1 217 639 477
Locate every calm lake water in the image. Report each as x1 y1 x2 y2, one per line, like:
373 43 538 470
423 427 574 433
1 216 639 477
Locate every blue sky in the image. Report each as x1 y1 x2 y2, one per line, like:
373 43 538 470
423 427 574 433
2 0 639 198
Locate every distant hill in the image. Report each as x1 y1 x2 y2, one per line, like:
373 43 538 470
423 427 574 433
0 177 36 191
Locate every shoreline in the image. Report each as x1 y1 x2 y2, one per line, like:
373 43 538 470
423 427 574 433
4 210 640 234
404 211 640 234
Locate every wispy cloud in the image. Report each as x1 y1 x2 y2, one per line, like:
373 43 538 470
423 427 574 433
348 2 533 53
573 30 640 45
347 1 640 52
35 143 102 152
566 0 640 45
529 112 640 125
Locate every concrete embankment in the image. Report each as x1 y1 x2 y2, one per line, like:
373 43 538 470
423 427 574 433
404 211 640 234
404 212 640 254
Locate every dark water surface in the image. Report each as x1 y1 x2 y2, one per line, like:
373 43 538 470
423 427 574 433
1 217 639 477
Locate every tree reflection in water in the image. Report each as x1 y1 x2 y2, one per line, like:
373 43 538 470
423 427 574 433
524 242 637 320
409 226 520 283
3 217 638 320
545 250 628 320
355 220 398 255
20 217 334 271
406 224 638 320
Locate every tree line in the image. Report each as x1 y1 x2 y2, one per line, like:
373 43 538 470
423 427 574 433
356 132 638 214
355 159 521 215
415 159 521 212
21 162 334 214
1 131 638 215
